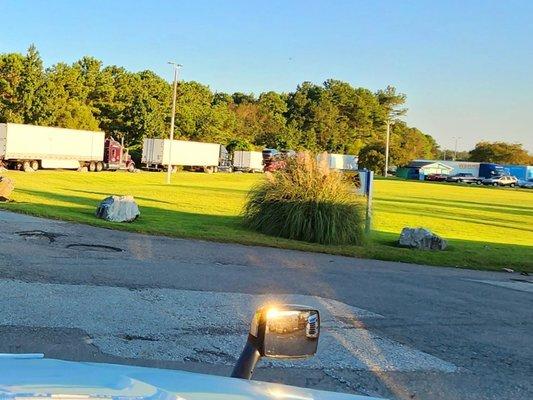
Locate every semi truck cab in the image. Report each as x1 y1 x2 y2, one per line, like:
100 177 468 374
104 137 135 172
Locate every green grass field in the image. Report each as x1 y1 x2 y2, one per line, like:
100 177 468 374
1 170 532 271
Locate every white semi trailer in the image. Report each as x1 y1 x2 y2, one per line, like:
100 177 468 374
0 123 103 171
328 154 358 171
317 153 358 171
0 123 135 172
232 150 263 173
142 138 224 172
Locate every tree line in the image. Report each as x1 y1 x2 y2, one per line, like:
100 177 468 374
2 45 442 171
440 142 532 165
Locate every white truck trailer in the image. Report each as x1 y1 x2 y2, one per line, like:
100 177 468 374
328 154 358 171
142 138 223 172
317 153 358 171
0 123 105 171
232 150 263 173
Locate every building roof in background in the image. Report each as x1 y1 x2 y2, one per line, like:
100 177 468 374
407 161 454 170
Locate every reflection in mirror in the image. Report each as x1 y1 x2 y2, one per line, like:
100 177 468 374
263 307 319 358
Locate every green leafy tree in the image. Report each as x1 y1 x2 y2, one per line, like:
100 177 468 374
226 138 253 153
212 92 233 106
469 141 532 164
0 46 441 157
232 92 255 105
375 85 407 123
17 45 47 124
439 149 470 161
0 52 25 123
358 141 386 172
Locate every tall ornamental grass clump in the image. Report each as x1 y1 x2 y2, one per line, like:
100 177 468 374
243 152 366 245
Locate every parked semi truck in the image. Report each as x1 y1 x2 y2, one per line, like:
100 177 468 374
0 123 134 172
232 150 263 173
142 138 229 172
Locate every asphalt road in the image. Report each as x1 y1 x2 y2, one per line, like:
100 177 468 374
0 211 531 399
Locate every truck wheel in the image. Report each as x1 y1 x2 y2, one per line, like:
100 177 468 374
127 163 135 173
88 161 96 172
476 181 482 185
457 179 462 183
22 161 31 171
96 162 103 172
30 160 39 171
493 182 498 187
204 166 213 174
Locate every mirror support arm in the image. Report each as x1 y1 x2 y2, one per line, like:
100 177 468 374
231 339 261 379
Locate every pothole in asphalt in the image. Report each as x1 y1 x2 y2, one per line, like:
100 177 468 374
118 334 157 342
16 230 66 243
66 243 123 253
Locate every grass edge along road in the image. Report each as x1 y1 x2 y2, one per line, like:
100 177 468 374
1 170 532 272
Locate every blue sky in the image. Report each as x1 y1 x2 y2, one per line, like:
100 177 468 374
1 0 532 151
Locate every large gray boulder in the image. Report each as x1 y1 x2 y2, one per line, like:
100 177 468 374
0 176 14 200
398 227 447 250
96 195 140 223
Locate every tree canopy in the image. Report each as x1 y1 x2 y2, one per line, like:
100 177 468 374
469 141 532 165
0 45 443 172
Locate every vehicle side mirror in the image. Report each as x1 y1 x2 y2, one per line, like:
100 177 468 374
231 305 320 379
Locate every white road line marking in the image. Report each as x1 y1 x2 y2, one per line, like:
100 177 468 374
0 279 457 372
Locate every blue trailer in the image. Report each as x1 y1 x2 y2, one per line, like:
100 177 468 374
478 163 505 179
503 165 533 181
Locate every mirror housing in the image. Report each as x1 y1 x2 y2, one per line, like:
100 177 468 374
251 305 320 358
232 304 320 379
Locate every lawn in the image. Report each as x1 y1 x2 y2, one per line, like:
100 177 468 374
1 170 532 272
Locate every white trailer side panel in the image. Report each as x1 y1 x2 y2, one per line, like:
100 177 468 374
233 150 248 168
342 154 358 171
248 151 263 170
327 154 358 171
141 138 165 165
0 123 104 161
233 151 263 171
0 124 7 158
440 161 481 177
142 138 220 167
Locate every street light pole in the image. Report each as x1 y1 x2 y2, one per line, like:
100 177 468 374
166 62 182 185
384 120 390 177
452 136 461 161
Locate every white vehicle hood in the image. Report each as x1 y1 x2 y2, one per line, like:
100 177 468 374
0 356 380 400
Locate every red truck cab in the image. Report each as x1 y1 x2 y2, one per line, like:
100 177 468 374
104 138 135 172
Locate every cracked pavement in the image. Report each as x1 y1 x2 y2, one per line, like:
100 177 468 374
0 211 532 399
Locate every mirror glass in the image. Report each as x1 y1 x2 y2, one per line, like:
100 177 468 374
263 308 319 358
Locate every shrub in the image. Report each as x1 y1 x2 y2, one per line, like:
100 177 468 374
243 152 366 245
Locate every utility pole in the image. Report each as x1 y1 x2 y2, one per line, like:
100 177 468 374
452 136 461 161
166 62 182 184
384 120 391 177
